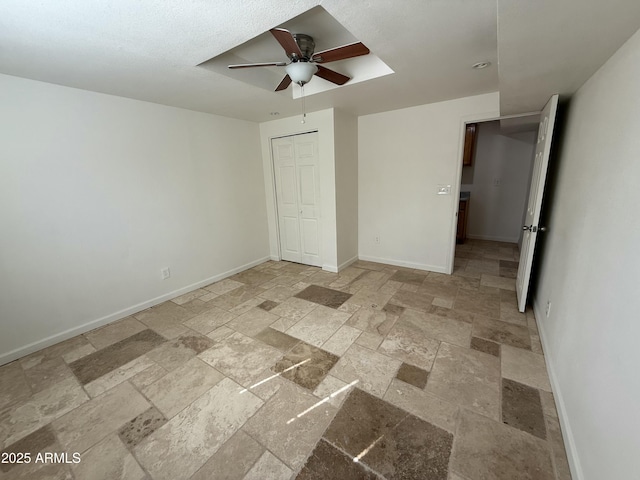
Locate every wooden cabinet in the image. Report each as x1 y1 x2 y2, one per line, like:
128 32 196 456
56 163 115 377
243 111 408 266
457 197 469 244
462 123 477 166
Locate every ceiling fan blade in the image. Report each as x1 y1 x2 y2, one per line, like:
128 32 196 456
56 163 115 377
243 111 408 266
314 65 350 85
312 42 370 63
275 75 292 91
228 62 287 69
270 28 303 58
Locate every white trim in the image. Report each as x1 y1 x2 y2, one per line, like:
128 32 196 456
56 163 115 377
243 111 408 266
448 108 502 274
358 255 447 273
533 299 584 480
322 264 338 273
466 234 520 244
337 255 358 272
0 256 270 366
270 254 281 261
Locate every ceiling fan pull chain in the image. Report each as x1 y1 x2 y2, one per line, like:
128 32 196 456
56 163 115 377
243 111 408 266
301 84 306 124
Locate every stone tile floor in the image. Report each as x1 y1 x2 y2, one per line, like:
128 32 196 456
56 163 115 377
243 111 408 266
0 240 571 479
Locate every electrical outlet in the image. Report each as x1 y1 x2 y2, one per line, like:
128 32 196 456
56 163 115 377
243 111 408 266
161 267 171 280
493 178 502 187
374 235 380 245
545 300 551 318
437 185 451 195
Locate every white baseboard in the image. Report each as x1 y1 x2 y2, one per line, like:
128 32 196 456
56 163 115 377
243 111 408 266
466 233 519 243
322 264 338 273
337 256 358 272
358 255 447 274
0 256 271 366
533 299 584 480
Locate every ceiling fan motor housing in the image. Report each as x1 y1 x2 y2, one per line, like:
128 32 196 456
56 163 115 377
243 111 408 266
291 34 315 61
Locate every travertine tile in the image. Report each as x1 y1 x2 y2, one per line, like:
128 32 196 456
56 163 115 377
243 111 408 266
244 451 292 480
481 274 516 291
426 342 501 420
204 278 244 295
354 331 384 350
259 284 302 303
269 297 317 322
254 327 300 351
390 269 428 286
454 289 500 318
345 288 392 310
400 309 472 347
206 325 235 342
22 356 74 393
501 345 552 392
389 289 435 312
71 434 145 480
384 379 458 433
382 302 405 316
230 269 278 286
294 284 352 309
19 336 90 370
286 306 351 347
145 333 213 372
473 316 531 349
451 409 554 480
53 381 149 453
226 308 279 337
190 430 264 480
69 329 165 385
346 307 398 336
0 362 31 410
118 406 167 449
134 302 194 339
546 415 572 480
258 299 279 311
321 325 361 356
230 296 266 315
465 259 500 275
84 355 155 397
502 378 546 439
419 280 460 301
272 342 338 391
182 306 236 335
378 317 441 371
142 357 224 418
433 297 454 309
211 285 266 311
170 288 208 305
128 364 167 390
306 270 340 287
198 332 281 384
540 390 558 419
242 380 336 470
395 362 429 389
0 377 88 449
312 375 354 409
296 439 379 480
470 336 500 357
61 343 97 364
331 344 401 397
0 425 56 473
135 378 263 480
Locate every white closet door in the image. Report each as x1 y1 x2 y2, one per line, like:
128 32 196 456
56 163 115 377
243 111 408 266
272 132 322 267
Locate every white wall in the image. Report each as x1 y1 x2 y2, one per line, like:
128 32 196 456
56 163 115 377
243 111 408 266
533 28 640 479
259 109 339 271
334 109 359 269
461 121 536 244
0 74 269 365
358 93 500 272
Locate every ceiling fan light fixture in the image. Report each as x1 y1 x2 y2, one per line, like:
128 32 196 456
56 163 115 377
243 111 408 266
285 61 318 86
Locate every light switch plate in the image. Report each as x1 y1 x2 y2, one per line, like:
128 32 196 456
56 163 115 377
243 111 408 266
437 185 451 195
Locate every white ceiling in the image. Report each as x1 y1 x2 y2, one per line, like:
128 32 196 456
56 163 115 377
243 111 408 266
1 1 639 122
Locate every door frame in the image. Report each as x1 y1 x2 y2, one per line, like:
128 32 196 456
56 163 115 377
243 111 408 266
446 111 543 275
269 130 319 264
269 129 324 265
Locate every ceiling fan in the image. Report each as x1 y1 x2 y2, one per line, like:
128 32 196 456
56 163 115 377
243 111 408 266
228 28 370 91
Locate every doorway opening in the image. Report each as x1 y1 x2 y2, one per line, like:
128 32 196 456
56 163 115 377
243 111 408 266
454 115 540 301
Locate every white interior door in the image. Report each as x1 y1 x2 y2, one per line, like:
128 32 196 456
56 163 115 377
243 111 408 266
272 132 322 267
516 94 559 312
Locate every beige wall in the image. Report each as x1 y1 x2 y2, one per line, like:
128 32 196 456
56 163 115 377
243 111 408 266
0 74 269 364
358 92 500 272
533 28 640 480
